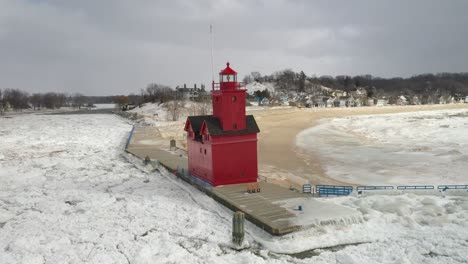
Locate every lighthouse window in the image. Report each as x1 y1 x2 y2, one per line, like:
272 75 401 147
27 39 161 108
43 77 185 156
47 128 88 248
222 74 235 82
232 96 237 102
233 124 237 129
204 149 207 155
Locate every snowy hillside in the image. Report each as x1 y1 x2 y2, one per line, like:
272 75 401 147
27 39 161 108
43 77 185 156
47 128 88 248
1 114 467 263
245 82 275 95
129 101 211 123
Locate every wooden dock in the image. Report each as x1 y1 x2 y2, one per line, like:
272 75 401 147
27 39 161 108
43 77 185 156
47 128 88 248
125 126 360 236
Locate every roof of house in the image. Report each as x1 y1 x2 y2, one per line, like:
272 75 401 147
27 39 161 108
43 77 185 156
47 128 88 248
186 115 260 136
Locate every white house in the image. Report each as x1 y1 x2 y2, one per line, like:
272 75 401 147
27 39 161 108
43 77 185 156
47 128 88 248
412 96 421 105
326 97 336 107
260 97 270 106
313 98 326 108
397 95 409 105
346 96 356 107
376 99 388 107
338 97 347 107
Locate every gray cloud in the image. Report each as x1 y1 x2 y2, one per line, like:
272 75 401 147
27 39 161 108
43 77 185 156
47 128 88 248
0 0 467 95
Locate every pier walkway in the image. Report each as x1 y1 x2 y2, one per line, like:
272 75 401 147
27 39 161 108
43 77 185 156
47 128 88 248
125 126 359 235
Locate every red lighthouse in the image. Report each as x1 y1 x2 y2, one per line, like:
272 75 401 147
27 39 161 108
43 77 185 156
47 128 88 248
184 62 260 186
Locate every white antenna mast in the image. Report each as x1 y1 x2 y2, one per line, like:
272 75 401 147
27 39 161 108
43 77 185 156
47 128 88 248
210 22 215 83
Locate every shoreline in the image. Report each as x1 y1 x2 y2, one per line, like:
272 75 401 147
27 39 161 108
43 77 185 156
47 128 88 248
251 104 468 189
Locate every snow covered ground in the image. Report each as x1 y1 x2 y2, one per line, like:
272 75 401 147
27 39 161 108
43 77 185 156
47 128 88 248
93 104 117 109
1 113 468 263
296 109 468 185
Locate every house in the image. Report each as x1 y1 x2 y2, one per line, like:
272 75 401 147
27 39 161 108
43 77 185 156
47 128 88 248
465 96 468 103
346 96 356 107
259 97 270 106
354 97 363 107
376 98 388 107
332 90 347 97
439 96 447 104
396 95 410 105
184 63 260 186
326 97 336 107
367 98 375 106
176 84 207 101
313 97 326 108
336 96 347 107
411 96 421 105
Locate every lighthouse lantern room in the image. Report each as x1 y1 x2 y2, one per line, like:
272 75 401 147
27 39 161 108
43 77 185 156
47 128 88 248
184 62 260 186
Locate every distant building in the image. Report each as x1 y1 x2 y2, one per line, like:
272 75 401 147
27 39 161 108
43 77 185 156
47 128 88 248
376 98 388 107
176 84 207 101
312 97 326 108
259 97 270 106
397 95 410 105
411 96 421 105
332 90 347 97
326 97 335 107
346 96 356 107
337 97 347 107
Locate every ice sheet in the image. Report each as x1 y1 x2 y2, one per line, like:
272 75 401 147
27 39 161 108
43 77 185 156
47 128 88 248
296 109 468 185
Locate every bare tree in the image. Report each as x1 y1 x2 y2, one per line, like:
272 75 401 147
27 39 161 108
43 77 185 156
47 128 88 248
30 93 43 110
3 89 29 110
166 100 182 121
197 99 211 115
72 93 86 109
143 83 174 103
268 90 282 106
0 89 4 115
43 93 57 109
114 95 129 109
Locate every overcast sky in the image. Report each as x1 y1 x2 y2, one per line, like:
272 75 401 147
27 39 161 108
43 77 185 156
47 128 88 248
1 0 468 95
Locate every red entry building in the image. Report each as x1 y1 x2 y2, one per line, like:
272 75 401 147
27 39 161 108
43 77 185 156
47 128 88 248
184 63 260 186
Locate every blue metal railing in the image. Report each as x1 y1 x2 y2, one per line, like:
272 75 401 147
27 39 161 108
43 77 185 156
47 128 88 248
397 185 434 190
316 185 353 197
437 185 468 190
302 184 312 193
125 125 135 150
303 184 466 197
357 186 394 191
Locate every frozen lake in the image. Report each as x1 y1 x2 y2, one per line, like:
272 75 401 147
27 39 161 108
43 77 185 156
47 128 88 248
1 113 467 263
296 109 468 185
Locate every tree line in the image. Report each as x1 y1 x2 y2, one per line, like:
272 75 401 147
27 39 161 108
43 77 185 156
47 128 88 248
3 71 467 114
243 71 468 99
0 88 107 113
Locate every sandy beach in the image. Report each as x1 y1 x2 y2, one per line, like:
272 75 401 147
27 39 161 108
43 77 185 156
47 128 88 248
250 104 468 189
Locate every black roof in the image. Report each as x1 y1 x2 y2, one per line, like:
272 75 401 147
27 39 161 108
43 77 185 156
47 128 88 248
187 115 259 136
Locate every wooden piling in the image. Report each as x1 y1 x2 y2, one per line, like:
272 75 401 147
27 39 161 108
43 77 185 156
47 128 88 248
232 211 245 246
